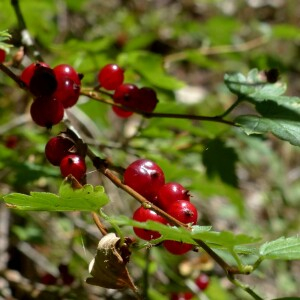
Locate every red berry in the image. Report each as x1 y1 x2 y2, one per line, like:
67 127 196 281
124 159 165 202
0 49 6 63
20 62 50 87
40 273 57 285
132 206 166 240
97 63 124 90
170 292 193 300
53 64 81 85
195 273 210 291
157 182 190 210
60 154 86 181
29 66 57 97
112 105 133 118
163 240 193 255
30 96 64 128
52 77 80 108
134 87 158 113
45 136 75 166
167 200 198 225
113 83 139 108
4 135 18 149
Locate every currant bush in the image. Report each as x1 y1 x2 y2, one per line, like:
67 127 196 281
97 63 124 90
20 62 50 86
53 64 81 85
163 240 194 255
167 200 198 225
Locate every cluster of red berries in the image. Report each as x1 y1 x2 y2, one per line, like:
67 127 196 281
20 62 82 128
123 159 198 255
45 135 86 182
97 63 158 118
170 273 210 300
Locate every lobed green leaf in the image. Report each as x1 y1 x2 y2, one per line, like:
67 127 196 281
2 179 109 211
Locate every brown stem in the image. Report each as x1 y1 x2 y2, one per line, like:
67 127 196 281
91 212 108 236
0 63 26 88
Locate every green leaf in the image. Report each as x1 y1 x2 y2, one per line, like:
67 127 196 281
202 139 238 187
111 216 259 250
235 115 300 146
3 179 109 211
224 68 286 101
260 236 300 260
118 51 185 90
0 29 12 52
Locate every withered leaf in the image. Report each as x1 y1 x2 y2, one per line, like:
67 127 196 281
86 233 137 292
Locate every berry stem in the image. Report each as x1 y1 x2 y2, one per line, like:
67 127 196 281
80 89 237 126
0 63 26 88
11 0 44 62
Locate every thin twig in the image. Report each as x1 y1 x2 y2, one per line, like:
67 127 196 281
91 212 108 236
0 63 26 88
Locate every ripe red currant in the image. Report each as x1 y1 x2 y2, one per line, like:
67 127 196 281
167 200 198 225
97 63 124 90
132 206 166 240
45 136 76 166
157 182 190 210
30 96 64 128
135 87 158 113
4 135 18 149
20 62 50 86
113 83 139 108
195 273 210 291
0 49 6 63
163 240 193 255
53 64 81 85
29 66 57 97
60 154 86 181
112 105 133 118
170 292 193 300
52 77 80 108
124 159 165 202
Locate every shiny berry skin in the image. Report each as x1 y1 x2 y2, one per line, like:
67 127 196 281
112 105 133 118
52 77 80 108
170 292 193 300
124 159 165 202
97 63 124 90
195 273 210 291
157 182 190 210
113 83 139 108
163 240 193 255
167 200 198 225
135 87 158 113
132 206 166 240
45 137 75 166
29 66 57 97
53 64 81 85
0 49 6 63
60 154 86 181
30 96 64 128
20 62 50 86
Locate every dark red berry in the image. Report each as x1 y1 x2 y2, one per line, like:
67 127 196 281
53 64 81 85
157 182 190 210
30 96 64 128
29 66 57 97
45 136 75 166
132 206 166 240
134 87 158 113
167 200 198 225
97 63 124 90
60 154 86 181
113 83 139 108
20 62 50 86
53 77 80 108
0 49 6 63
40 273 57 285
124 159 165 202
4 135 18 149
195 273 210 291
112 105 133 118
170 292 193 300
163 240 193 255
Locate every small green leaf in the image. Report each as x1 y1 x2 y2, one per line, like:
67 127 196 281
3 179 109 211
260 236 300 260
